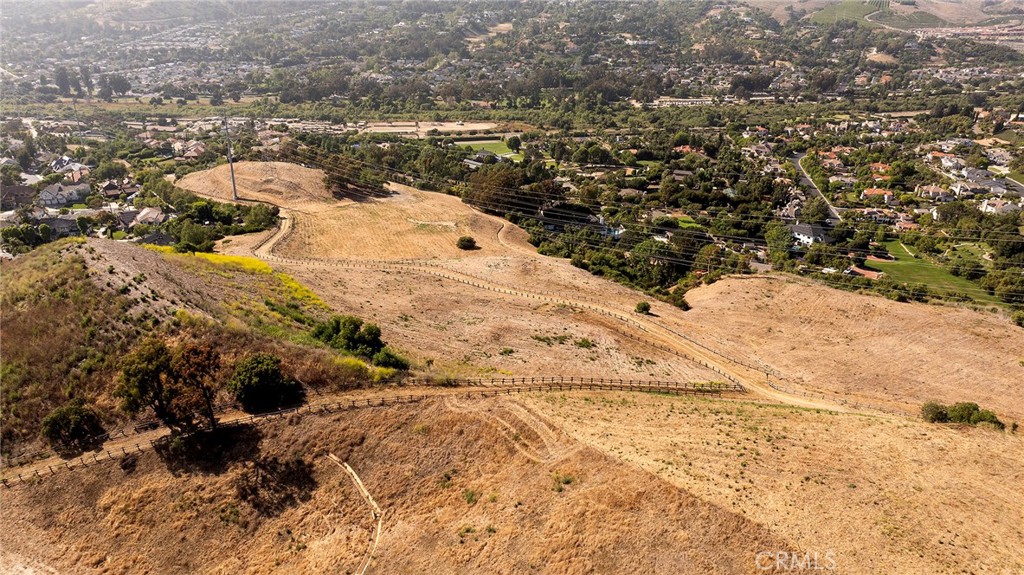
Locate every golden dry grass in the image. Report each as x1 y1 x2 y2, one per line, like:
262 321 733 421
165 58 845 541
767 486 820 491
178 162 533 260
523 391 1024 575
676 276 1024 421
0 397 799 574
184 161 1024 420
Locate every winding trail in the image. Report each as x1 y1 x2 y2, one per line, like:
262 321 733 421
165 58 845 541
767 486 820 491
328 454 383 575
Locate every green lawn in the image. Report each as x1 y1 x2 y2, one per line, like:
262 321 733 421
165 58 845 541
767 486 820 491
468 140 523 161
869 240 998 303
993 130 1021 145
71 203 88 209
677 215 704 230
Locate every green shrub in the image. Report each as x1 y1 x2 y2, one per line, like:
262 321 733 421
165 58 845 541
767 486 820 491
456 236 477 250
372 347 410 370
969 409 1004 429
312 315 385 357
635 301 651 314
947 402 981 424
40 400 105 456
227 353 303 413
1012 311 1024 328
921 401 948 423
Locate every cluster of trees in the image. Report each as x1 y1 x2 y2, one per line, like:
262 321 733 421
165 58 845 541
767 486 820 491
311 315 410 370
99 338 300 440
921 401 1005 430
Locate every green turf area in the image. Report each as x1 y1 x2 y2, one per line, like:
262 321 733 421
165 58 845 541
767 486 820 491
111 231 128 240
677 215 704 230
467 140 524 162
993 130 1021 145
869 240 998 303
810 0 879 26
71 203 88 209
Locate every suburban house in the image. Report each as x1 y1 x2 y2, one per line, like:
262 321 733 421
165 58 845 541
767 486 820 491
951 181 980 198
916 184 952 202
132 206 168 227
49 155 89 174
0 184 37 210
37 183 90 207
860 188 894 205
538 202 599 233
37 216 79 237
789 223 834 245
979 198 1022 215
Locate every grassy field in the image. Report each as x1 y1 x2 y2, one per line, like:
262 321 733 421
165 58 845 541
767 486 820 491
467 140 524 161
810 0 879 25
869 240 998 302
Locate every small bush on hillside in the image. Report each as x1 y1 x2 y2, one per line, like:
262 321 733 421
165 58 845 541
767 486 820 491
1012 311 1024 328
228 353 303 413
635 301 651 314
372 347 410 370
456 236 477 250
947 402 982 424
921 401 948 423
40 400 105 456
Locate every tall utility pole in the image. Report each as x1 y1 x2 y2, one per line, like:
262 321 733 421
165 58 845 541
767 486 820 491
223 116 239 201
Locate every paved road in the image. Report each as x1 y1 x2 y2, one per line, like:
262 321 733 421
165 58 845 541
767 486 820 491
793 152 842 225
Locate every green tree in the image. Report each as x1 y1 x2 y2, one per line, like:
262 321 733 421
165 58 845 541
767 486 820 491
115 338 180 430
54 66 71 96
371 347 410 370
40 400 105 456
115 338 221 434
506 135 522 152
1 163 24 185
456 236 477 250
312 315 386 357
635 301 651 314
801 197 830 224
765 221 793 266
227 353 301 413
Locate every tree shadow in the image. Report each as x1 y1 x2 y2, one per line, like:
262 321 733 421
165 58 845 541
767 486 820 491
53 434 106 460
234 455 318 517
332 183 396 203
154 424 263 476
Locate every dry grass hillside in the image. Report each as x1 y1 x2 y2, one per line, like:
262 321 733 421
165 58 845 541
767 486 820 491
1 397 799 574
524 391 1024 575
181 161 1023 419
677 276 1024 421
0 237 375 458
177 162 534 260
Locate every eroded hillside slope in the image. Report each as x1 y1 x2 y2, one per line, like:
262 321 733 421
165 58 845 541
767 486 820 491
1 397 796 574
